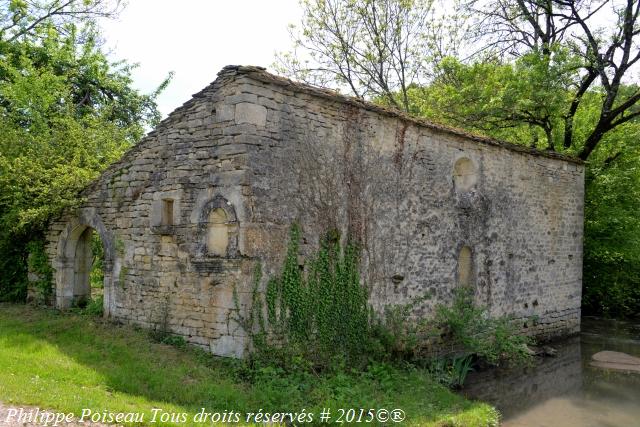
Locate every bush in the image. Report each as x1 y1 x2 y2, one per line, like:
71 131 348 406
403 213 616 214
433 286 531 366
428 354 474 389
25 238 54 304
80 295 104 317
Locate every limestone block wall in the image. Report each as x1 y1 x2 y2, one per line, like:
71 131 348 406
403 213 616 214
44 69 263 357
230 67 584 340
43 66 585 358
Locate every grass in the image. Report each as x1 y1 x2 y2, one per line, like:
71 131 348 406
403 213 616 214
0 303 499 426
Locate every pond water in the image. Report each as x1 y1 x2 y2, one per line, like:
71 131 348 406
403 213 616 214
462 317 640 427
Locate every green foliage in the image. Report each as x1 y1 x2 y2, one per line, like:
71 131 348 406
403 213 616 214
434 287 531 366
582 127 640 318
428 354 474 389
0 1 121 42
243 224 372 369
0 303 500 427
25 238 54 304
90 231 104 289
0 7 169 302
409 50 582 150
369 295 434 361
79 294 104 317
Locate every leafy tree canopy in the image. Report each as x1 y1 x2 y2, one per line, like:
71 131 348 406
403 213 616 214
0 0 170 301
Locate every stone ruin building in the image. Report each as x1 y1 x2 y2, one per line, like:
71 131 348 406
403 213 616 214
38 65 585 357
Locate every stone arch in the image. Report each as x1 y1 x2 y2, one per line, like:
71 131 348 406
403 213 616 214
195 195 239 258
453 157 478 192
55 209 114 313
457 245 474 287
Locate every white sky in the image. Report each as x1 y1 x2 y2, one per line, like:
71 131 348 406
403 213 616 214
100 0 302 119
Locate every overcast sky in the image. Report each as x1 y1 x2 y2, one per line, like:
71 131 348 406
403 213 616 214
101 0 302 118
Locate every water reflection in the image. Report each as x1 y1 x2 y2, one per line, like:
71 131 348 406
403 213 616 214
462 317 640 427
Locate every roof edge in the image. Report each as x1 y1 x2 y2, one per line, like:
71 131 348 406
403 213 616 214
222 65 583 166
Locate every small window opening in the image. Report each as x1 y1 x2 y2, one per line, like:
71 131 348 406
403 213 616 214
161 199 174 226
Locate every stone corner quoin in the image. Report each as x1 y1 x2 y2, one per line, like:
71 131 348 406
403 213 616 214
37 64 585 358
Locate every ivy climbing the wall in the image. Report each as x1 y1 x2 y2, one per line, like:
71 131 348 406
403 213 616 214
239 224 372 370
238 224 533 377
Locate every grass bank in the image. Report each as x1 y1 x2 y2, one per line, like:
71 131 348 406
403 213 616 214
0 304 499 426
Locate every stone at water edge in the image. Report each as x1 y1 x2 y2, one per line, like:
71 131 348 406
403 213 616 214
590 351 640 373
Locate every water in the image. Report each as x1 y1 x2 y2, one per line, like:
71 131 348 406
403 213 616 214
462 317 640 427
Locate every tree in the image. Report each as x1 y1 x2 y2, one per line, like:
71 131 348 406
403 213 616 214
0 3 169 302
274 0 465 112
582 122 640 318
409 52 580 150
0 0 121 42
461 0 640 160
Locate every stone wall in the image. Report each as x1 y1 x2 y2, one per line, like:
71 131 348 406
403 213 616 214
43 66 585 357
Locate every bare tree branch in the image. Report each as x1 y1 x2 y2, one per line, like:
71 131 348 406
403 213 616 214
274 0 453 112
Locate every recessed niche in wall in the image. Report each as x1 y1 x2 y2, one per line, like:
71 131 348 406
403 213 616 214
207 208 229 256
193 195 239 260
458 245 473 286
453 157 478 192
150 190 182 235
161 199 174 226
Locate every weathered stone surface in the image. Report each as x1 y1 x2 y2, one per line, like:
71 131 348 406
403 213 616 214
234 102 266 126
591 351 640 373
37 65 585 358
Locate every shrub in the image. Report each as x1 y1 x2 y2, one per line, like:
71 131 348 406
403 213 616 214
433 286 531 366
428 354 474 389
81 295 104 317
26 238 54 304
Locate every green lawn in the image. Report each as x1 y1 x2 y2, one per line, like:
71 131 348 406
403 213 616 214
0 304 499 426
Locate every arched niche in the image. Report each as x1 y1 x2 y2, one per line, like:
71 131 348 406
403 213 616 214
453 157 478 192
195 195 239 258
457 245 474 287
55 209 114 313
207 208 229 256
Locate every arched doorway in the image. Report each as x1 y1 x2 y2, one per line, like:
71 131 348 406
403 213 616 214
71 227 105 307
55 211 113 314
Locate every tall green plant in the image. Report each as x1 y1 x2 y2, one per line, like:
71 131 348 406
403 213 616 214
434 287 531 366
242 224 372 368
